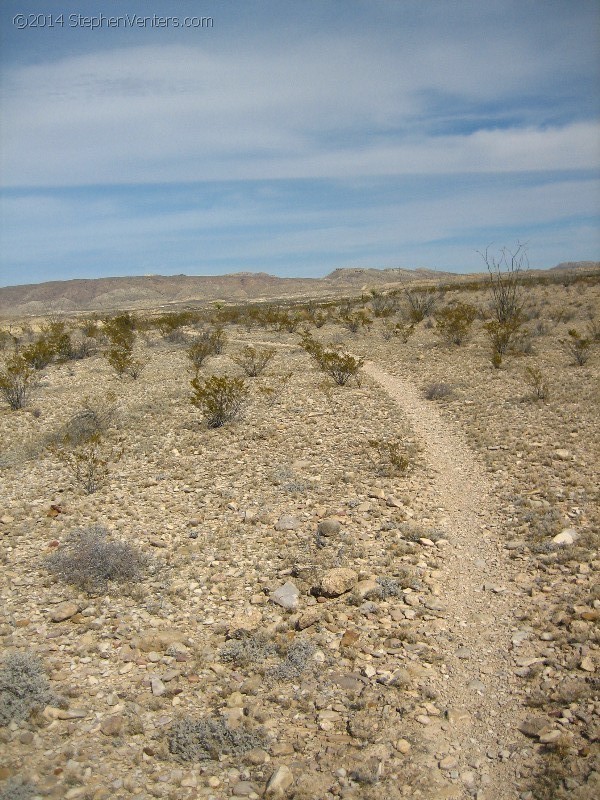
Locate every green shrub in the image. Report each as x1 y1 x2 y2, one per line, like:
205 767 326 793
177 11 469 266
563 329 591 366
484 317 525 360
368 438 411 476
20 338 55 370
434 303 478 345
0 651 56 726
47 525 148 594
523 366 549 401
169 716 266 762
232 345 276 377
191 375 248 427
0 354 36 410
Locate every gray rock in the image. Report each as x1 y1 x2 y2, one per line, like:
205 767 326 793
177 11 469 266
265 765 293 797
271 581 300 610
552 528 579 545
275 515 301 531
49 601 80 622
317 518 341 537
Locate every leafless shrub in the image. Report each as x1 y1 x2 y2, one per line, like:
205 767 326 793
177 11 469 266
562 328 592 366
47 525 148 594
424 382 453 400
168 715 267 762
0 651 57 726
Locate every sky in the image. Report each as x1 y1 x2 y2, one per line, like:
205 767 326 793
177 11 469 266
0 0 599 287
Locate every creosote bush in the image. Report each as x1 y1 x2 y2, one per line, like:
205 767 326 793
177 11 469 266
563 328 592 366
0 353 36 410
523 366 549 401
191 375 248 428
47 524 148 594
300 334 363 386
434 303 478 345
169 715 266 762
0 650 56 726
232 345 276 377
368 438 411 476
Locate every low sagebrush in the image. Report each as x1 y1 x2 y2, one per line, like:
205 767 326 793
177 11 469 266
169 715 266 762
0 650 56 726
47 525 148 594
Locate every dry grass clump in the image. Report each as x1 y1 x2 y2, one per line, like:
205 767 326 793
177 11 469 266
168 715 267 762
46 525 149 594
0 650 57 726
266 637 316 683
220 630 277 668
424 381 453 400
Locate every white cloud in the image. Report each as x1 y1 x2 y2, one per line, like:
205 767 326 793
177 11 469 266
2 36 598 187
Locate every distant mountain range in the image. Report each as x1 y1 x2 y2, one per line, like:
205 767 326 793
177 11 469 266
0 263 597 317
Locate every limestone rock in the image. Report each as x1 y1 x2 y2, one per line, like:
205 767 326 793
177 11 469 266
271 581 300 610
49 601 80 622
317 568 358 598
265 765 293 797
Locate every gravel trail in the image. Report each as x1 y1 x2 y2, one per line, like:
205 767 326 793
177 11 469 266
365 361 527 800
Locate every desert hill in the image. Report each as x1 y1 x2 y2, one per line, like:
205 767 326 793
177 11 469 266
0 262 597 317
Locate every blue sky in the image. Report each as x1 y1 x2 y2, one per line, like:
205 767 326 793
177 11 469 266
1 0 599 286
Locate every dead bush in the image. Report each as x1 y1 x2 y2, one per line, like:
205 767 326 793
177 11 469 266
0 650 57 727
47 524 148 594
424 382 453 400
168 715 266 762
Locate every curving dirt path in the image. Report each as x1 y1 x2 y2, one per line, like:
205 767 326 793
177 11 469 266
364 362 527 800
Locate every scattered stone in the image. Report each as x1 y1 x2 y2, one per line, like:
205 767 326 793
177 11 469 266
271 581 300 610
580 656 595 673
275 515 301 531
553 528 579 545
265 764 294 797
518 716 549 739
49 601 80 622
100 714 124 736
317 568 358 598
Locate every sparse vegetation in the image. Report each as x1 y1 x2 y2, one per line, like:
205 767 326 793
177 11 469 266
0 353 36 409
47 524 148 594
434 302 478 345
232 344 276 376
424 381 453 400
190 374 248 427
0 651 56 726
563 328 592 366
523 365 549 401
168 715 266 762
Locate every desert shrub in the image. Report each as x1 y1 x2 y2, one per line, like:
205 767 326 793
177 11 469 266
301 335 363 386
370 290 397 318
220 630 277 667
155 312 194 342
47 524 148 594
208 325 227 354
186 337 214 371
368 438 411 476
0 329 15 351
587 317 600 342
434 303 478 345
424 382 453 400
0 354 36 410
20 337 55 370
403 287 439 322
169 715 266 762
563 329 591 366
479 243 526 325
267 638 316 683
484 317 525 362
232 345 276 377
0 779 37 800
340 310 372 332
40 319 73 361
381 320 415 342
52 433 123 494
0 651 56 726
524 366 549 401
191 375 248 428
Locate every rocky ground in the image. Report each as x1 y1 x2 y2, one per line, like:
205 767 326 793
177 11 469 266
0 272 598 800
